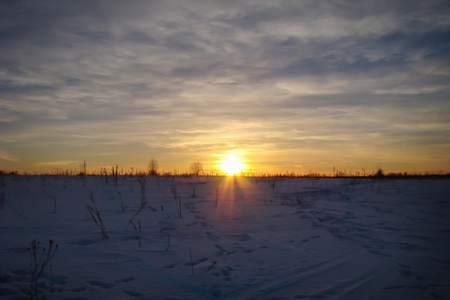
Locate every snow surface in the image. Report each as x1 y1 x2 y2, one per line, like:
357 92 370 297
0 175 449 299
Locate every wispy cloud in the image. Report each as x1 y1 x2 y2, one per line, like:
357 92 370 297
0 151 18 163
32 161 77 167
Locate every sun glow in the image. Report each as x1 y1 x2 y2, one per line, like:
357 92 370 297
218 155 247 176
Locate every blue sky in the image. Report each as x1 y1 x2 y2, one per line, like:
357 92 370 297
1 0 449 174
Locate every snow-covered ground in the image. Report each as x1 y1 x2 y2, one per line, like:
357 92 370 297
0 175 449 299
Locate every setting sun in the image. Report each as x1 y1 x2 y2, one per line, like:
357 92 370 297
218 155 247 176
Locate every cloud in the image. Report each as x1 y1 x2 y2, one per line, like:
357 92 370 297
0 0 449 172
0 151 18 163
32 161 77 167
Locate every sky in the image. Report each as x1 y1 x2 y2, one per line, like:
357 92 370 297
1 0 450 175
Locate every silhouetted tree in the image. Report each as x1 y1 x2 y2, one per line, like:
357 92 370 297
148 159 159 175
374 168 384 178
189 161 203 176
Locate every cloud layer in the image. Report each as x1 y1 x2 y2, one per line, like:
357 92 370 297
1 0 449 173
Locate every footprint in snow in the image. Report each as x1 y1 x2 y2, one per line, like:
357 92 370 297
164 263 177 269
124 290 143 297
72 286 87 293
117 276 135 283
86 280 113 289
228 233 252 242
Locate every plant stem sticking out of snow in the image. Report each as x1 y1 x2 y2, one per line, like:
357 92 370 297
86 192 109 239
205 261 217 272
271 178 277 191
215 179 219 207
189 247 195 276
166 233 171 251
0 192 4 210
138 176 146 208
28 239 58 300
171 186 182 218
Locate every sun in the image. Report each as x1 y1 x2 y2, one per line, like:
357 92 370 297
218 156 246 176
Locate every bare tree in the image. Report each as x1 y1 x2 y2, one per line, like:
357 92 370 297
148 159 159 176
189 161 203 176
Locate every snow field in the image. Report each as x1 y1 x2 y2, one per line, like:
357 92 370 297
0 175 449 299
